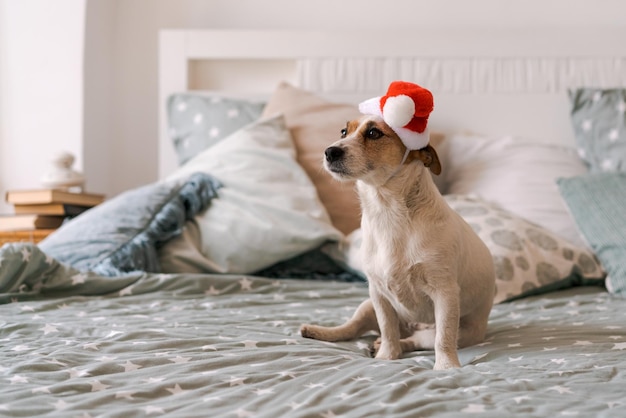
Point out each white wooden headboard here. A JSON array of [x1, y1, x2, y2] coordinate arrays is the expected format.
[[158, 28, 626, 178]]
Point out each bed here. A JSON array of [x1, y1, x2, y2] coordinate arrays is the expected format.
[[2, 28, 626, 417]]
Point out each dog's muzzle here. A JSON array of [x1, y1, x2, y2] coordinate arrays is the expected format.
[[325, 146, 345, 163]]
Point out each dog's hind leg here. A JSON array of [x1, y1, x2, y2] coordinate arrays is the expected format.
[[300, 299, 379, 342], [394, 312, 489, 352]]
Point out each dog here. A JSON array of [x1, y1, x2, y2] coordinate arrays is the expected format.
[[300, 85, 495, 370]]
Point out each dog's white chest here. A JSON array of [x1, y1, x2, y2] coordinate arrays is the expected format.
[[361, 232, 434, 323]]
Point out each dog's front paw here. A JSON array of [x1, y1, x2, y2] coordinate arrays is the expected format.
[[433, 356, 461, 370], [374, 340, 402, 360], [370, 337, 382, 357], [300, 324, 315, 339]]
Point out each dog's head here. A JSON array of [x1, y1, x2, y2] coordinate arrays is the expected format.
[[323, 115, 441, 185]]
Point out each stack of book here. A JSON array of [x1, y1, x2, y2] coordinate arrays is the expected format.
[[1, 189, 105, 231]]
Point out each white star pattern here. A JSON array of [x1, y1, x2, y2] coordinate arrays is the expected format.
[[208, 127, 220, 138], [241, 340, 259, 348], [115, 391, 136, 400], [289, 401, 306, 410], [20, 247, 31, 262], [193, 113, 203, 124], [11, 344, 30, 352], [83, 343, 100, 351], [608, 128, 619, 142], [169, 356, 192, 364], [461, 404, 486, 413], [52, 399, 69, 410], [601, 159, 614, 171], [234, 409, 255, 418], [67, 368, 91, 378], [71, 273, 87, 285], [226, 376, 246, 387], [205, 286, 221, 296], [39, 324, 59, 335], [612, 342, 626, 350], [143, 377, 165, 384], [119, 285, 134, 296], [9, 375, 29, 384], [166, 384, 188, 395], [239, 277, 253, 291], [253, 388, 274, 396], [119, 361, 142, 372], [90, 380, 111, 392], [105, 330, 124, 338], [549, 385, 573, 394], [32, 386, 51, 394], [581, 119, 593, 132], [142, 405, 165, 415]]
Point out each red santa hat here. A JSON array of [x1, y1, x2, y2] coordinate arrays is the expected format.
[[358, 81, 434, 150]]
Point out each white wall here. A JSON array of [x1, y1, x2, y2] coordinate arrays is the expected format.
[[0, 0, 86, 214], [1, 0, 625, 213], [83, 0, 115, 196]]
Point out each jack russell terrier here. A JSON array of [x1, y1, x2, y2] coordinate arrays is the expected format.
[[300, 81, 496, 370]]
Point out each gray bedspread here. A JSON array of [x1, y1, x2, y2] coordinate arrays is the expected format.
[[1, 247, 624, 417]]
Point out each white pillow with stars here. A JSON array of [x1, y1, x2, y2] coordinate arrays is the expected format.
[[569, 88, 626, 173]]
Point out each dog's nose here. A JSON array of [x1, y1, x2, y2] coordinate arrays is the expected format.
[[325, 146, 345, 163]]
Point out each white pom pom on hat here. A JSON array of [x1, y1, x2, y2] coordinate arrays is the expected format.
[[359, 81, 434, 150], [382, 95, 415, 128]]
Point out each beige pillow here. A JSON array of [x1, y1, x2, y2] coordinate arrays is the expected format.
[[262, 82, 362, 235]]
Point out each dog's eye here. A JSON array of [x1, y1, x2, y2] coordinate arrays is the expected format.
[[340, 128, 347, 138], [366, 128, 383, 140]]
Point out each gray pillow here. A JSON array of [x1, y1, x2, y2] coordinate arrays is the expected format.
[[167, 93, 265, 165], [569, 88, 626, 172], [558, 172, 626, 297], [39, 173, 221, 276]]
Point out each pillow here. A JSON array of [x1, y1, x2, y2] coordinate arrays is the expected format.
[[164, 115, 342, 274], [38, 172, 221, 276], [557, 172, 626, 296], [568, 88, 626, 172], [444, 195, 605, 303], [167, 93, 265, 165], [436, 133, 589, 248], [324, 194, 604, 304], [261, 82, 362, 235]]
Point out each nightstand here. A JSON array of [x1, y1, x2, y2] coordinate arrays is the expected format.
[[0, 229, 55, 246]]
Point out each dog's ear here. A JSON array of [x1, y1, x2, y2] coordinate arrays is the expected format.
[[409, 145, 442, 175]]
